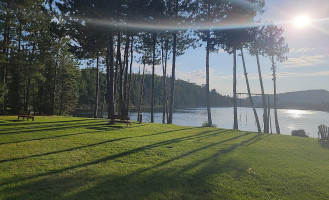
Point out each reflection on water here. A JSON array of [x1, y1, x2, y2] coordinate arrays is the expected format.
[[283, 109, 316, 119], [128, 107, 327, 138]]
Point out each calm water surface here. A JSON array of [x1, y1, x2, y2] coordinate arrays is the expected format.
[[127, 107, 328, 138]]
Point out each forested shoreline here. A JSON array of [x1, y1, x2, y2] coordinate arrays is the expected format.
[[78, 68, 232, 113]]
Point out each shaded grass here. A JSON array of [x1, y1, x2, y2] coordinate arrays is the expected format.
[[0, 116, 328, 199]]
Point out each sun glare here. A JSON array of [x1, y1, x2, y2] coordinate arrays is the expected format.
[[284, 109, 314, 119], [294, 15, 311, 28]]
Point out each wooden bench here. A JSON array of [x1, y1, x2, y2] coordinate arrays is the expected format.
[[109, 115, 131, 126], [17, 111, 35, 121], [318, 125, 328, 141]]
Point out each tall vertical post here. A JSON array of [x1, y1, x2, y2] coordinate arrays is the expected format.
[[107, 34, 115, 119], [256, 51, 269, 133], [233, 49, 238, 130], [206, 30, 212, 126], [271, 55, 280, 134], [151, 33, 156, 123]]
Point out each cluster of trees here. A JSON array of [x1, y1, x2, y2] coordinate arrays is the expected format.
[[0, 0, 79, 115], [0, 0, 289, 133]]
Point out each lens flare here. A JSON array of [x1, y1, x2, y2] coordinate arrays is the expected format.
[[72, 16, 264, 32], [293, 15, 311, 28]]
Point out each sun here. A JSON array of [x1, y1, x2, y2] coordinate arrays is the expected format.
[[294, 15, 311, 28]]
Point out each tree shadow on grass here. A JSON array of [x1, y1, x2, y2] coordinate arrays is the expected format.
[[0, 129, 227, 187], [246, 133, 270, 147], [0, 118, 99, 127], [0, 130, 104, 146], [0, 120, 147, 135], [1, 132, 266, 200], [0, 136, 134, 164], [0, 128, 219, 166], [70, 133, 264, 199], [0, 121, 109, 135], [0, 126, 196, 164], [4, 159, 250, 200], [85, 123, 146, 132]]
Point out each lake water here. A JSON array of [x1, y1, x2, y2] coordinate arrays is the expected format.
[[75, 107, 328, 138], [127, 107, 328, 138]]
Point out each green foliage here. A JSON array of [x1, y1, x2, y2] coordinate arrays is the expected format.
[[78, 67, 106, 109], [0, 116, 329, 199], [56, 53, 80, 114], [261, 25, 289, 62], [0, 83, 7, 105], [0, 1, 80, 115]]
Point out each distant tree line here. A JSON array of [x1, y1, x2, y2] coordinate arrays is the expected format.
[[248, 90, 329, 112], [78, 67, 232, 112]]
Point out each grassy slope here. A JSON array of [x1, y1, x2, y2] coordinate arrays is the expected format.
[[0, 116, 328, 200]]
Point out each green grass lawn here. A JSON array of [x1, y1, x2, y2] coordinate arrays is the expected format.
[[0, 116, 328, 199]]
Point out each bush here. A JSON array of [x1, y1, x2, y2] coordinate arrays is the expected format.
[[202, 121, 217, 128], [291, 130, 309, 137]]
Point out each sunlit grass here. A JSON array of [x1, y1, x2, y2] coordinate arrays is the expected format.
[[0, 116, 328, 199]]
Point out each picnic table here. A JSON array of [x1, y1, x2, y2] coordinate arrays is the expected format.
[[17, 111, 35, 121], [109, 115, 131, 126]]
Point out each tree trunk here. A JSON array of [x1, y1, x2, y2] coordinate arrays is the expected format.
[[1, 24, 9, 114], [107, 34, 115, 118], [151, 33, 156, 123], [123, 35, 130, 115], [25, 42, 36, 112], [14, 22, 22, 113], [256, 51, 269, 133], [1, 24, 6, 114], [168, 0, 178, 124], [101, 77, 107, 118], [127, 36, 134, 114], [161, 43, 165, 123], [94, 54, 99, 118], [241, 48, 261, 133], [24, 74, 29, 109], [233, 49, 238, 130], [117, 34, 124, 116], [168, 33, 177, 124], [165, 40, 169, 122], [59, 76, 64, 115], [25, 79, 31, 112], [138, 61, 146, 122], [38, 84, 43, 115], [271, 55, 280, 134], [205, 30, 213, 126], [267, 95, 273, 134], [52, 56, 58, 115], [114, 38, 119, 113], [137, 65, 141, 121], [161, 40, 169, 124]]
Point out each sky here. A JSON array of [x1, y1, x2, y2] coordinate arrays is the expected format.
[[88, 0, 329, 97], [143, 0, 329, 96]]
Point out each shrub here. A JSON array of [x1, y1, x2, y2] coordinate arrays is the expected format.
[[291, 130, 309, 137], [202, 121, 217, 128]]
